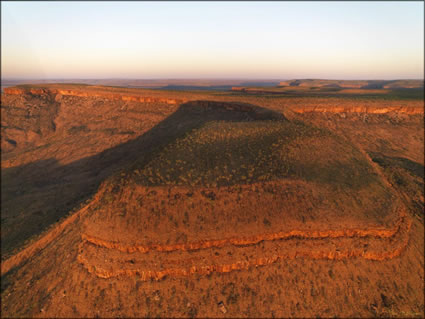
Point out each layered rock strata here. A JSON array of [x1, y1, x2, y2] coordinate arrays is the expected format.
[[77, 209, 410, 280]]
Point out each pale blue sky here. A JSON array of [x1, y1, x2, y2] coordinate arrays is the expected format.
[[1, 1, 424, 80]]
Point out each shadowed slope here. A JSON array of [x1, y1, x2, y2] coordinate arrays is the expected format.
[[1, 100, 285, 258]]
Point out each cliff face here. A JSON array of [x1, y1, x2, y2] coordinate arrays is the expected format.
[[278, 80, 369, 88], [3, 86, 187, 105], [279, 79, 424, 89], [291, 105, 423, 115], [1, 87, 188, 156], [1, 90, 60, 152]]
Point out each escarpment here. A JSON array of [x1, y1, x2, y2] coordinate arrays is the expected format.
[[278, 79, 424, 89], [1, 86, 187, 154], [3, 86, 188, 105], [292, 105, 423, 115], [77, 212, 411, 280], [1, 90, 60, 152]]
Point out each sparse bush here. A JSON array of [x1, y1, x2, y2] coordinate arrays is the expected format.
[[68, 125, 89, 134]]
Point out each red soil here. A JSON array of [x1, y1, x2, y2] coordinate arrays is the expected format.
[[1, 84, 423, 318]]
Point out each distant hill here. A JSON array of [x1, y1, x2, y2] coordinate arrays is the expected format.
[[0, 79, 280, 92], [279, 79, 424, 89]]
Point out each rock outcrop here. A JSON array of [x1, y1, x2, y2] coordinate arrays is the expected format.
[[76, 208, 411, 280], [3, 86, 187, 105], [279, 79, 424, 89], [292, 105, 423, 114]]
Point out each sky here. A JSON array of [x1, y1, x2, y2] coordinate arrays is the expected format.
[[1, 1, 424, 80]]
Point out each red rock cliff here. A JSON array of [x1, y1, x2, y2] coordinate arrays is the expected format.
[[3, 87, 188, 105]]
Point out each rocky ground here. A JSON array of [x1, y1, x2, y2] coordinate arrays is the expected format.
[[1, 84, 423, 317]]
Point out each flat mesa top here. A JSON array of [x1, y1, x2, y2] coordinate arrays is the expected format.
[[83, 116, 401, 247]]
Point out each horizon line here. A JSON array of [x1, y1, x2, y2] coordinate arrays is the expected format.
[[2, 77, 424, 81]]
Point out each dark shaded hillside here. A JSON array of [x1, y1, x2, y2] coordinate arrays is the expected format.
[[1, 99, 285, 258]]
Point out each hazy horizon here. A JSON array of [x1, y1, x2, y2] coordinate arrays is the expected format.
[[2, 77, 425, 81], [2, 2, 424, 80]]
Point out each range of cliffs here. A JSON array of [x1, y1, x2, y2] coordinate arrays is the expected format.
[[279, 79, 424, 89], [291, 105, 423, 114], [3, 86, 187, 105], [2, 83, 423, 156]]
